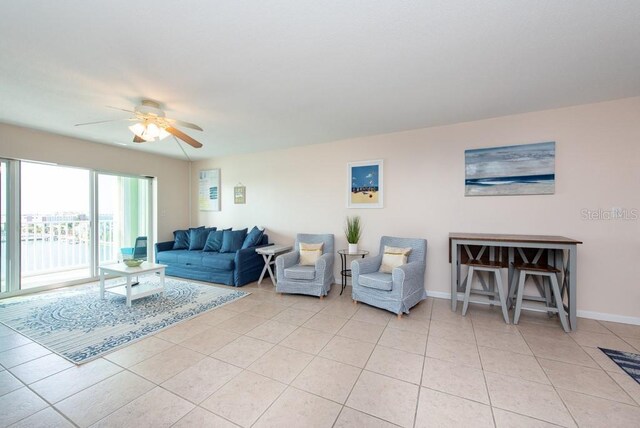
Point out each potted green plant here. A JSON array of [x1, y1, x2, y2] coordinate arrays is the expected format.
[[345, 215, 362, 253]]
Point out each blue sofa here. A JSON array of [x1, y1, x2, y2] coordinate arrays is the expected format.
[[155, 229, 271, 286]]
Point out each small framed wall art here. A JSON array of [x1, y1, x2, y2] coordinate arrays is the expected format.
[[348, 159, 383, 208], [234, 184, 246, 204]]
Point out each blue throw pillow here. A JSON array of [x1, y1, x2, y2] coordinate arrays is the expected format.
[[173, 230, 189, 249], [241, 226, 264, 249], [220, 228, 248, 253], [189, 227, 216, 251], [203, 228, 231, 252], [173, 226, 204, 250]]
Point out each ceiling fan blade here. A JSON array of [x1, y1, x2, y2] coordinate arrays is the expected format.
[[167, 118, 203, 131], [133, 135, 145, 143], [74, 118, 132, 127], [165, 126, 203, 148], [106, 105, 136, 113]]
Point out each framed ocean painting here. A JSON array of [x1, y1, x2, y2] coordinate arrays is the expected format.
[[465, 142, 555, 196], [348, 159, 383, 208]]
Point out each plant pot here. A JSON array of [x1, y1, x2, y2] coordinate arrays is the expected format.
[[348, 243, 358, 254]]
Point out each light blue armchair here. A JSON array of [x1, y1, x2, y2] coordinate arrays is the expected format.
[[352, 236, 427, 317], [276, 233, 335, 298]]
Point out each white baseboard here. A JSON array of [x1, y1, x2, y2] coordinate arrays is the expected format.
[[576, 310, 640, 326], [425, 290, 453, 300], [425, 290, 640, 326]]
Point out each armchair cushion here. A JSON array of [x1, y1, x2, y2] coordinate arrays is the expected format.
[[379, 246, 411, 273], [359, 272, 393, 291], [284, 265, 316, 280], [299, 242, 323, 266]]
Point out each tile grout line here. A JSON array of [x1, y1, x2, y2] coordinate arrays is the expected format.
[[411, 299, 433, 428], [520, 328, 581, 427], [470, 309, 498, 428]]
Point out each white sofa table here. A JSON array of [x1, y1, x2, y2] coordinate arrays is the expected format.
[[99, 262, 167, 307], [256, 245, 292, 285]]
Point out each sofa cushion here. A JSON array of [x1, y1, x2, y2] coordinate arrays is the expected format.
[[359, 272, 393, 291], [203, 228, 230, 252], [177, 251, 203, 265], [201, 252, 236, 270], [284, 265, 316, 280], [189, 227, 215, 251], [220, 228, 248, 253], [156, 249, 182, 264], [241, 226, 264, 249]]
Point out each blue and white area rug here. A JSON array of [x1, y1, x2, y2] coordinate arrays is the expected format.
[[600, 348, 640, 385], [0, 278, 248, 364]]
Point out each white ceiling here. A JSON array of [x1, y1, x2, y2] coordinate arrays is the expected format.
[[1, 1, 639, 160]]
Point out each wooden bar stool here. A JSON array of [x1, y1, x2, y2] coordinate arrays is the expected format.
[[509, 248, 569, 332], [462, 258, 510, 324]]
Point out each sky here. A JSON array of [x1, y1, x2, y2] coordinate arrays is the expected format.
[[20, 163, 116, 214], [351, 164, 379, 188]]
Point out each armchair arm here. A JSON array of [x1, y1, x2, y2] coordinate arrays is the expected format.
[[392, 261, 426, 297], [351, 255, 382, 291], [314, 252, 334, 284], [351, 255, 382, 275], [275, 250, 299, 279]]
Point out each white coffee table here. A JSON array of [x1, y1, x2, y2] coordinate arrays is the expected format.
[[99, 262, 167, 307], [256, 245, 293, 285]]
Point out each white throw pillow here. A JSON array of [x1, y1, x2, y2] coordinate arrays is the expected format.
[[299, 242, 323, 266], [379, 246, 411, 273]]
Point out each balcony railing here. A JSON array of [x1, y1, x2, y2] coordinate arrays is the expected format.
[[21, 219, 119, 277]]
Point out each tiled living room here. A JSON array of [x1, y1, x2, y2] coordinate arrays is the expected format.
[[2, 281, 640, 427], [1, 2, 640, 428]]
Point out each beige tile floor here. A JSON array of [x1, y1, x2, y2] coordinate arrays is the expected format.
[[2, 280, 640, 427]]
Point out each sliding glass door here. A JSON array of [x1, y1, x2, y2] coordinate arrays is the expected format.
[[20, 163, 92, 289], [1, 161, 8, 293], [98, 174, 152, 265], [0, 160, 155, 296]]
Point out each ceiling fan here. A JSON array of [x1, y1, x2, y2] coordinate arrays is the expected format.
[[75, 99, 203, 148]]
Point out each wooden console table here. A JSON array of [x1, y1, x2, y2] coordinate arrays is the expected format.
[[449, 233, 582, 331]]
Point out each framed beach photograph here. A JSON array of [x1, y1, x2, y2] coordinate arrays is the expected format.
[[348, 159, 384, 208], [465, 141, 555, 196], [199, 168, 221, 211]]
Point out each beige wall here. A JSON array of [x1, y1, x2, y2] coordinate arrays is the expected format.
[[0, 123, 190, 242], [193, 97, 640, 322]]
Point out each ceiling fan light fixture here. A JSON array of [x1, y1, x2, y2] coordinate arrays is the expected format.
[[145, 122, 161, 140], [128, 121, 170, 142], [128, 122, 146, 138]]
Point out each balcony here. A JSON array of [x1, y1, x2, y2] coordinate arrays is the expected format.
[[21, 219, 119, 289]]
